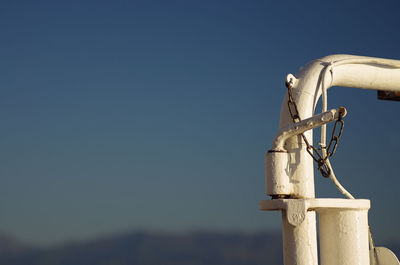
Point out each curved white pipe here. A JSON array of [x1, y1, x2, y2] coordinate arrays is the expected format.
[[265, 54, 400, 265], [279, 54, 400, 198]]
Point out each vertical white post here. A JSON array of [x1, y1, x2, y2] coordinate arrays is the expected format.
[[282, 211, 318, 265], [279, 148, 318, 265], [319, 208, 370, 265]]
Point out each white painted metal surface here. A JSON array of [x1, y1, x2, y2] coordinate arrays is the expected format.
[[261, 54, 400, 265], [319, 207, 369, 265], [277, 55, 400, 199], [266, 107, 346, 196], [372, 248, 400, 265], [259, 199, 371, 265], [271, 107, 346, 151]]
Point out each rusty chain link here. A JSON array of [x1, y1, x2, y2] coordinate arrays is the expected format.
[[285, 80, 344, 178]]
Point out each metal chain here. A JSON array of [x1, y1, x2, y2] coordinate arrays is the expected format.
[[285, 80, 344, 178]]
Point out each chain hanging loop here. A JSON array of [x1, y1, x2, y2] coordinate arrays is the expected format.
[[285, 78, 344, 178], [326, 112, 344, 157]]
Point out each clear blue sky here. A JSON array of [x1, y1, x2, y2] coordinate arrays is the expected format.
[[1, 0, 399, 246]]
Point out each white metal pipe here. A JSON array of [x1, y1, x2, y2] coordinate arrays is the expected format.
[[271, 107, 346, 151], [259, 198, 371, 265], [266, 107, 346, 196], [271, 54, 400, 265], [332, 63, 400, 91], [278, 55, 400, 199], [282, 211, 318, 265], [319, 208, 369, 265]]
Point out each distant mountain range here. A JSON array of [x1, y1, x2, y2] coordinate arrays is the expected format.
[[0, 231, 397, 265]]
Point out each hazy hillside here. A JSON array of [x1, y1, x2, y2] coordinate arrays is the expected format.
[[0, 231, 283, 265], [0, 231, 398, 265], [0, 234, 33, 256]]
